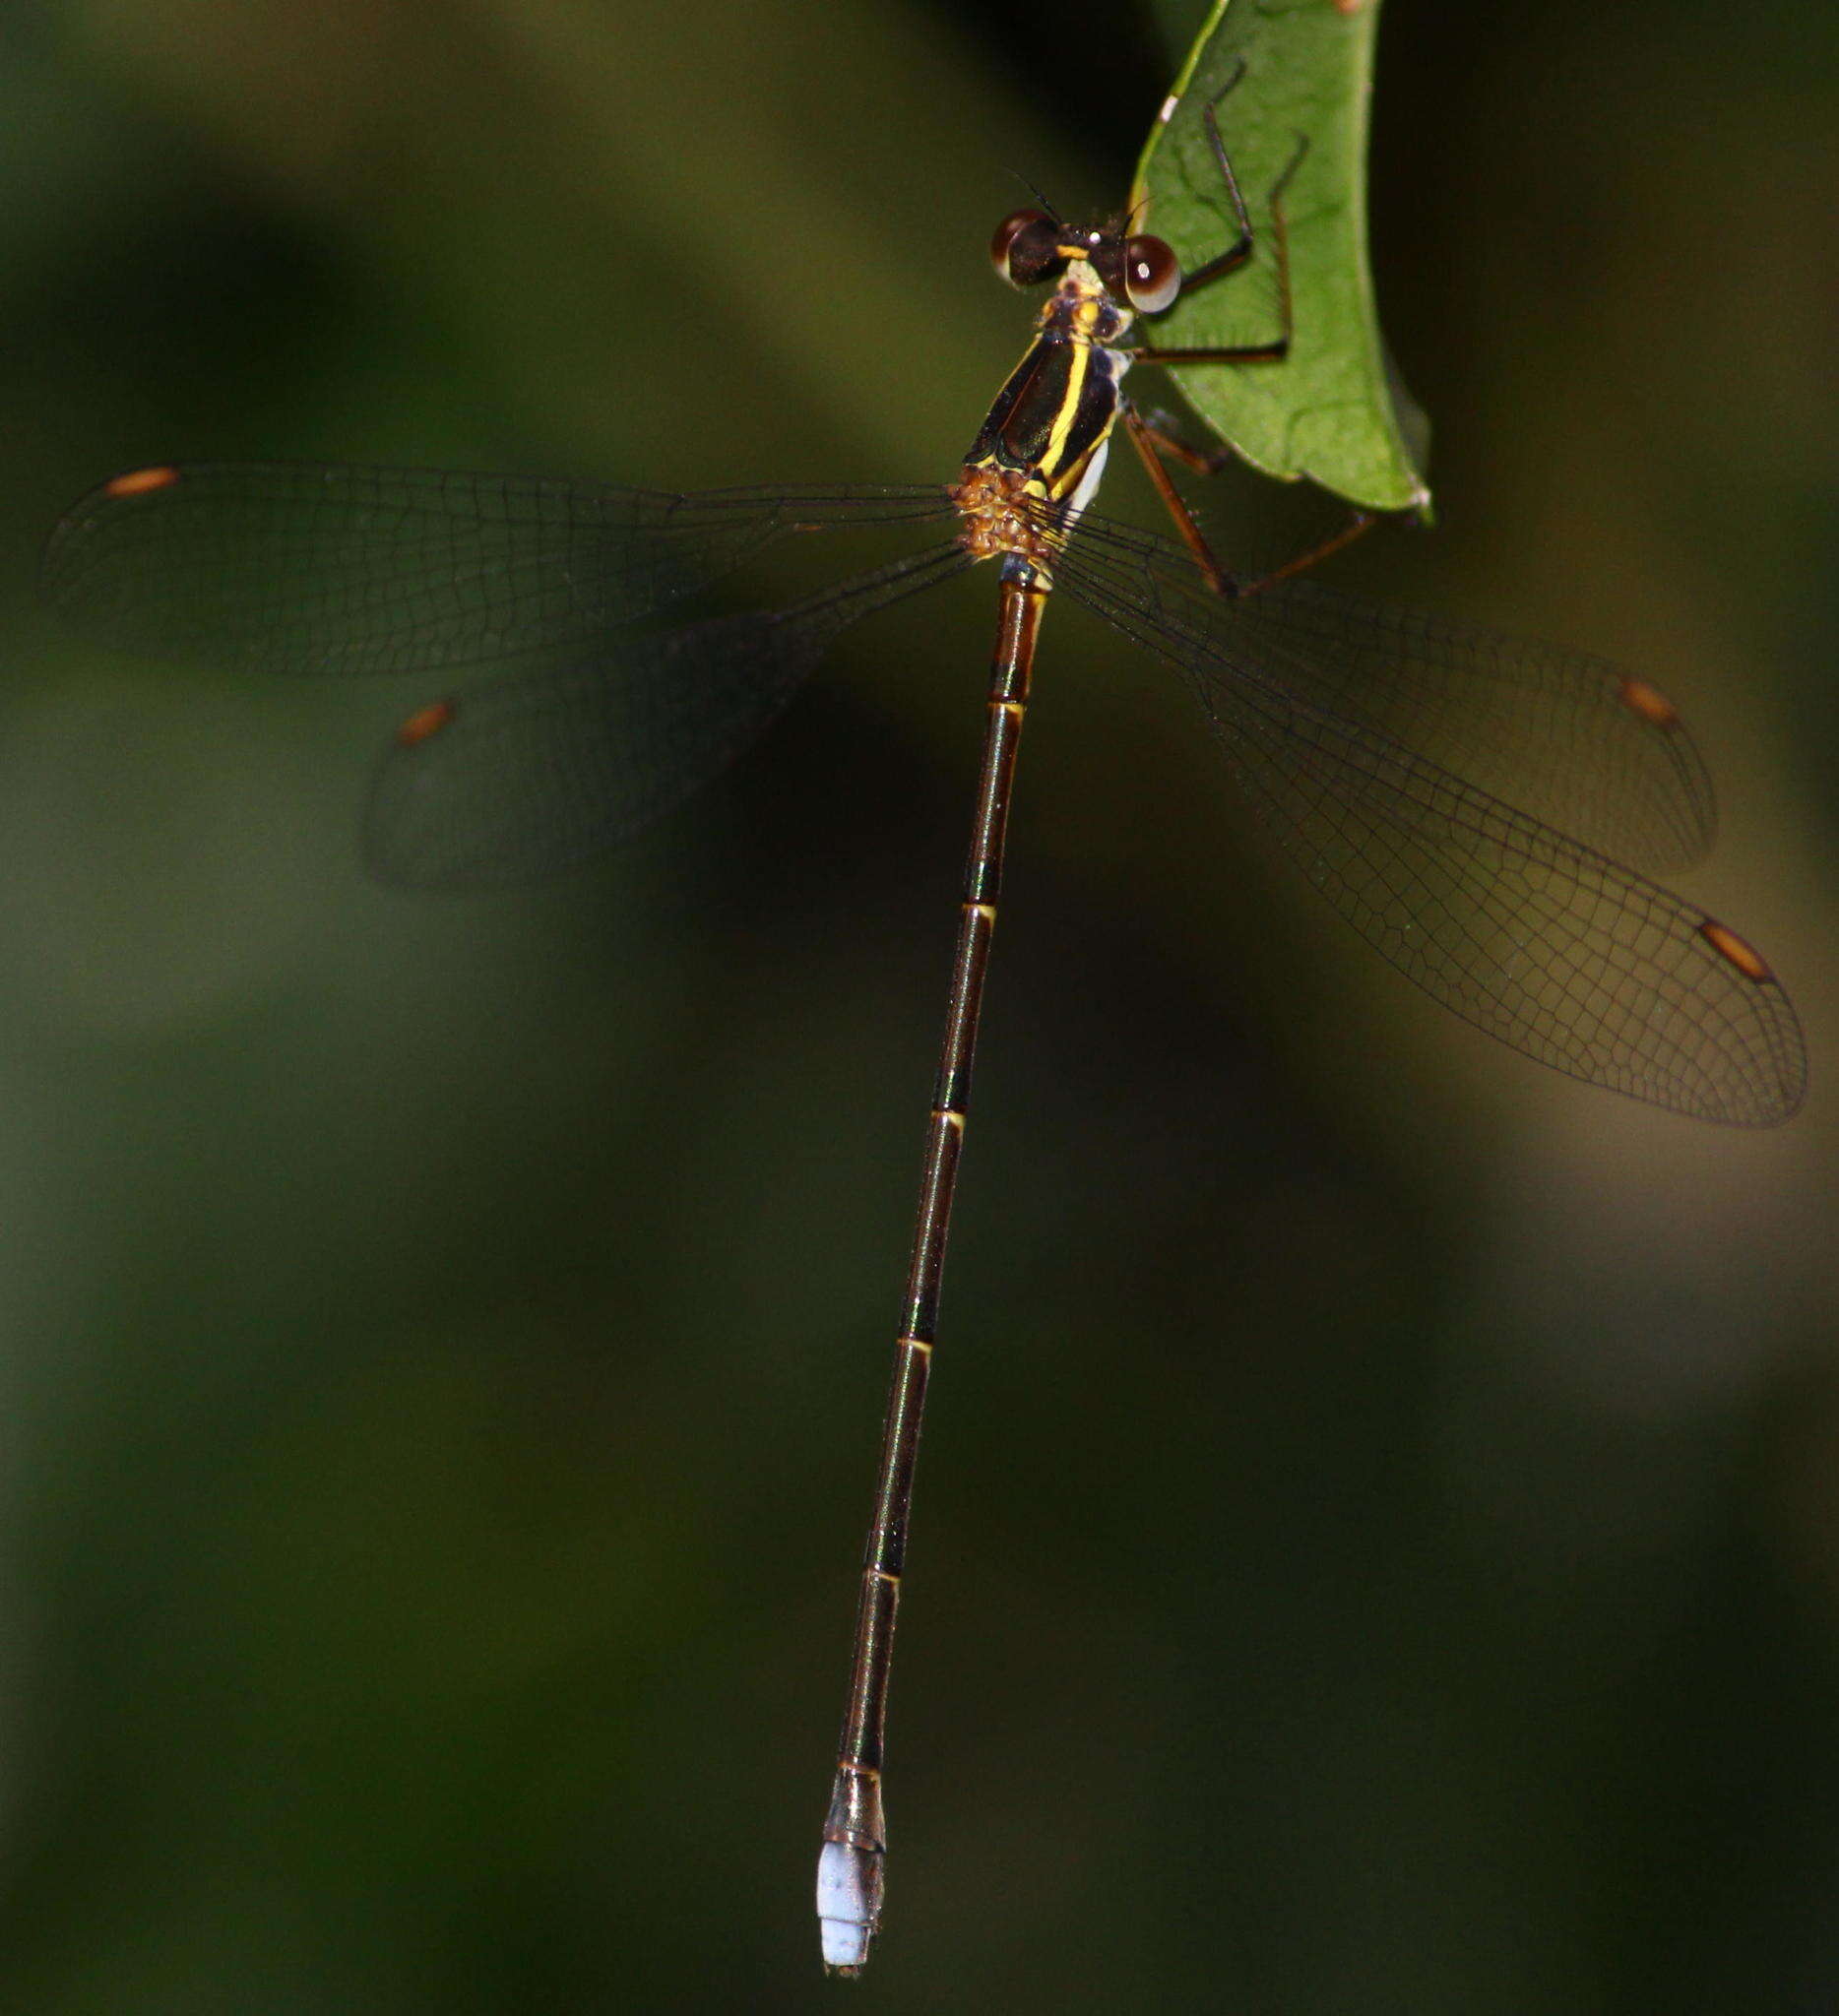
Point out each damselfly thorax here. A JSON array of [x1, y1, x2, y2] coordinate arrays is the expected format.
[[956, 230, 1148, 559]]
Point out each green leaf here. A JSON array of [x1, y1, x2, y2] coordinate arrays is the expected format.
[[1130, 0, 1431, 514]]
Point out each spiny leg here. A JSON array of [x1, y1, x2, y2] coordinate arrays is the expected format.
[[1121, 400, 1376, 598], [1127, 75, 1380, 596], [1134, 62, 1306, 368], [1121, 402, 1230, 594]]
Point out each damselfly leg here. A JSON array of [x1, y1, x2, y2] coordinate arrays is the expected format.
[[1125, 58, 1385, 591]]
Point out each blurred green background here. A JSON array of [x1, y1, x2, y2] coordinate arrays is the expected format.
[[1, 0, 1835, 2008]]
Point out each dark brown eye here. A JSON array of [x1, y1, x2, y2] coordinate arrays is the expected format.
[[990, 210, 1063, 287], [1122, 233, 1180, 313]]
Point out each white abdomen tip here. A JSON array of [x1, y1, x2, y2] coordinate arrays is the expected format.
[[816, 1841, 877, 1971]]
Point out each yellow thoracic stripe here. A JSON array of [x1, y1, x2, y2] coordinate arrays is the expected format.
[[1040, 337, 1091, 500]]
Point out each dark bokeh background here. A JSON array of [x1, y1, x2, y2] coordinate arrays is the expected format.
[[1, 1, 1835, 2008]]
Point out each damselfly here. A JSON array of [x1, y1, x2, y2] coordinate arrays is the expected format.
[[42, 89, 1803, 1977]]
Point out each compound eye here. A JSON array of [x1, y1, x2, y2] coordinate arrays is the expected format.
[[1122, 234, 1180, 313], [990, 210, 1063, 286]]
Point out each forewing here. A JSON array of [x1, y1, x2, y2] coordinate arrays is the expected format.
[[42, 464, 952, 675], [1071, 514, 1716, 873]]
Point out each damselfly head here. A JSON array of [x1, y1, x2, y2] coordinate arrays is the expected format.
[[991, 212, 1179, 315]]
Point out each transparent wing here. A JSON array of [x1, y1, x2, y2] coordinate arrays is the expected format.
[[42, 463, 956, 675], [364, 543, 973, 890], [1071, 510, 1715, 873], [1058, 528, 1804, 1126]]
